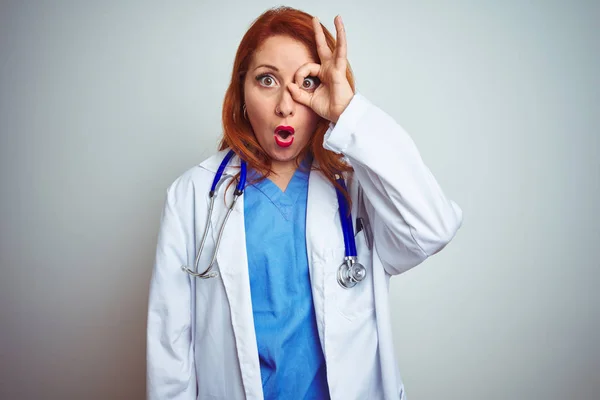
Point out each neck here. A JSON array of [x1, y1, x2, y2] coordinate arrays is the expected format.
[[269, 160, 296, 192], [271, 159, 298, 177]]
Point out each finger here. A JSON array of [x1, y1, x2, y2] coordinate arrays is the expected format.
[[334, 15, 347, 69], [313, 17, 332, 62], [287, 82, 312, 108], [294, 62, 322, 88]]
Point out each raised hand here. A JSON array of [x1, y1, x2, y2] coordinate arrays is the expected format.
[[287, 15, 355, 124]]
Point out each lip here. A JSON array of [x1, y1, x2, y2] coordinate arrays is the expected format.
[[275, 125, 295, 134], [274, 125, 295, 148], [274, 135, 294, 147]]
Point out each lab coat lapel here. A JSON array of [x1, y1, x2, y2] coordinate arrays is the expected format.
[[306, 169, 342, 349], [306, 169, 340, 260], [212, 178, 263, 399]]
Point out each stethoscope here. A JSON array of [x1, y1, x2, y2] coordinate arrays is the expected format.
[[181, 149, 366, 289]]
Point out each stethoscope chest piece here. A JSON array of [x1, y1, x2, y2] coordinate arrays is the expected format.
[[337, 257, 366, 289]]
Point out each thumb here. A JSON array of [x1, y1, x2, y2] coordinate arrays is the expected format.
[[287, 83, 312, 108]]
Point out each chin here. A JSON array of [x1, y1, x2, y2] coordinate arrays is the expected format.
[[268, 150, 297, 162], [267, 145, 302, 162]]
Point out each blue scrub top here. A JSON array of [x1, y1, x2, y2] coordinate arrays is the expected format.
[[244, 164, 330, 399]]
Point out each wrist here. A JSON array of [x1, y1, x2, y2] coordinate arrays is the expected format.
[[330, 94, 354, 123]]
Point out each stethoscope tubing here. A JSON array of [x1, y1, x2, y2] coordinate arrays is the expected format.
[[335, 175, 357, 258], [182, 149, 364, 288]]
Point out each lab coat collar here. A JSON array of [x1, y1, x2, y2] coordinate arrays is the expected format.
[[200, 147, 342, 270], [198, 148, 241, 176], [199, 148, 340, 230], [202, 149, 341, 260]]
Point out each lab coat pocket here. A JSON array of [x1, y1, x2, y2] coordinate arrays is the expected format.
[[326, 231, 375, 321]]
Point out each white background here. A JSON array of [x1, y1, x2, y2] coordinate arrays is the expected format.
[[1, 1, 598, 399]]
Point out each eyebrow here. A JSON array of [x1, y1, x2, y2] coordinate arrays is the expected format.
[[253, 64, 279, 72]]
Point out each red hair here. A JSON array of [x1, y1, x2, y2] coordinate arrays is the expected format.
[[218, 6, 355, 201]]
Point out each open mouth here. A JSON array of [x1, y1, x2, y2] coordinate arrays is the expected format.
[[274, 125, 295, 148], [278, 130, 292, 139]]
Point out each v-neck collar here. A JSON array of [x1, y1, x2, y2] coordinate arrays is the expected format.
[[247, 163, 310, 221]]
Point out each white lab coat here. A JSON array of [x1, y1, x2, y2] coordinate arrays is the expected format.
[[147, 93, 463, 399]]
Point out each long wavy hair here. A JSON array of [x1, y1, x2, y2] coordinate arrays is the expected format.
[[218, 6, 356, 201]]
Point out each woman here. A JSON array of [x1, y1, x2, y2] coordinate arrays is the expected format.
[[147, 6, 462, 400]]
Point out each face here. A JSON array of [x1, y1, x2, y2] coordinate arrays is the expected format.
[[243, 35, 320, 168]]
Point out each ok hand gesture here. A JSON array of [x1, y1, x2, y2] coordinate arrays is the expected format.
[[288, 16, 355, 124]]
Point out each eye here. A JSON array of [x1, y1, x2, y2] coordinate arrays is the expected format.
[[301, 76, 320, 90], [256, 74, 277, 88]]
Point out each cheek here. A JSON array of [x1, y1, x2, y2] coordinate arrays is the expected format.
[[244, 79, 262, 112], [244, 90, 267, 130], [247, 106, 268, 132], [243, 82, 257, 114], [299, 107, 319, 133]]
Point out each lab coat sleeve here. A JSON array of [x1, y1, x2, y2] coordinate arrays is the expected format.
[[323, 93, 463, 275], [147, 185, 196, 399]]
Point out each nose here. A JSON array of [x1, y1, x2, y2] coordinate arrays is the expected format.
[[275, 88, 295, 118]]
